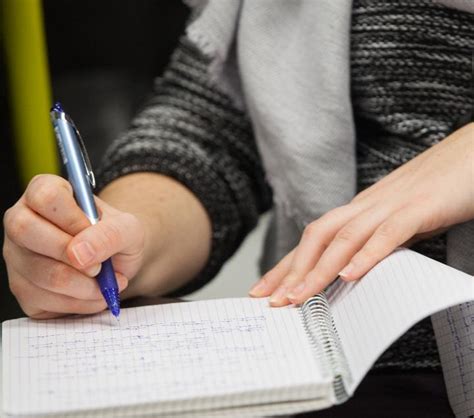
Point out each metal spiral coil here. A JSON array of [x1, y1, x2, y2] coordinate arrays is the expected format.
[[298, 292, 352, 404]]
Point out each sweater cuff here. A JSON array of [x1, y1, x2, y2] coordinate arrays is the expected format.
[[95, 136, 248, 296]]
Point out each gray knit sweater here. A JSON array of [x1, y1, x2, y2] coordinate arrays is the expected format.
[[97, 1, 473, 370]]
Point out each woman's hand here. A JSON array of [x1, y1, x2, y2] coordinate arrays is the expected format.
[[3, 171, 212, 319], [249, 122, 474, 306], [3, 174, 145, 319]]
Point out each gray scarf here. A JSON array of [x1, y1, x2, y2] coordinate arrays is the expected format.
[[184, 1, 474, 416]]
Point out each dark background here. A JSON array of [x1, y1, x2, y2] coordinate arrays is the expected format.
[[0, 0, 189, 321]]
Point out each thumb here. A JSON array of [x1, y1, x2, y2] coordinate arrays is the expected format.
[[67, 210, 145, 273]]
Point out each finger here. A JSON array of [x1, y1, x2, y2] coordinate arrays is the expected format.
[[67, 212, 144, 271], [337, 207, 425, 282], [290, 206, 424, 304], [30, 311, 66, 320], [291, 206, 353, 273], [4, 205, 72, 265], [9, 245, 128, 300], [270, 206, 362, 306], [24, 174, 91, 236], [249, 249, 295, 298], [286, 205, 395, 304], [9, 273, 109, 317]]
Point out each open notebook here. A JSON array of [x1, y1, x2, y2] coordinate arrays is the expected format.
[[2, 248, 473, 417]]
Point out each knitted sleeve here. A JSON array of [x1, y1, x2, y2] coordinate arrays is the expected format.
[[95, 37, 273, 295]]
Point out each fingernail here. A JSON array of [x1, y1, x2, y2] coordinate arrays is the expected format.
[[269, 286, 288, 306], [249, 280, 267, 297], [85, 264, 102, 277], [287, 282, 306, 301], [72, 241, 95, 266], [339, 262, 354, 279]]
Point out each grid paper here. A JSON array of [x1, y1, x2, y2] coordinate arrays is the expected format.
[[327, 248, 474, 412], [433, 302, 474, 418], [2, 297, 329, 417]]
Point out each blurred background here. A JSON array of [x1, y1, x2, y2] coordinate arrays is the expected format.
[[0, 0, 267, 321]]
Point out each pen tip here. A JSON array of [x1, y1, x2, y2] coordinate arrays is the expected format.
[[102, 288, 121, 318], [111, 306, 120, 318]]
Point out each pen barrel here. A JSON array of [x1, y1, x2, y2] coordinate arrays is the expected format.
[[51, 117, 98, 222], [50, 104, 121, 318], [97, 258, 120, 317]]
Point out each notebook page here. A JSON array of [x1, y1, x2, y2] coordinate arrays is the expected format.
[[2, 297, 329, 416], [326, 248, 474, 395], [432, 302, 474, 418]]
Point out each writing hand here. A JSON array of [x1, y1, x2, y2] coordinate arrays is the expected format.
[[3, 174, 145, 318]]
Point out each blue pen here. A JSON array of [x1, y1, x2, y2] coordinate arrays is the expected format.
[[50, 102, 120, 318]]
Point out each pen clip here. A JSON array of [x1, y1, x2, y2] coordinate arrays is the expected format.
[[51, 104, 96, 190], [72, 123, 96, 190], [66, 119, 95, 189]]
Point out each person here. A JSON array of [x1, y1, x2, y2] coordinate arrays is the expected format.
[[3, 0, 473, 416]]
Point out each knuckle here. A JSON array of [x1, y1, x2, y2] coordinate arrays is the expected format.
[[99, 221, 122, 249], [2, 241, 13, 262], [335, 225, 358, 244], [26, 175, 72, 209], [32, 183, 60, 209], [376, 221, 397, 239], [332, 203, 352, 214], [3, 207, 13, 229], [3, 207, 13, 231], [4, 208, 30, 240], [302, 221, 319, 238], [8, 277, 24, 299], [26, 175, 49, 201], [30, 174, 69, 192], [323, 204, 352, 221], [29, 174, 49, 188], [351, 190, 370, 204], [48, 263, 71, 290], [351, 193, 363, 203]]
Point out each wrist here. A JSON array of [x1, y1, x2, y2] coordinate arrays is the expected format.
[[449, 122, 474, 221], [98, 172, 211, 298]]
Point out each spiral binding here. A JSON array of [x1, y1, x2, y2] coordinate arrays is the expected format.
[[298, 292, 352, 404]]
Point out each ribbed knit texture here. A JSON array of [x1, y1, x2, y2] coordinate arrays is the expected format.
[[96, 39, 272, 295], [351, 0, 473, 370], [97, 1, 473, 370]]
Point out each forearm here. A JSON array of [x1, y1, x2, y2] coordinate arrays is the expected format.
[[96, 40, 271, 296], [98, 172, 211, 299]]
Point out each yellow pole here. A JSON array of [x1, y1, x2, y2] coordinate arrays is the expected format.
[[2, 0, 60, 187]]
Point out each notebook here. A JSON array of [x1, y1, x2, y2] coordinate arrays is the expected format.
[[2, 248, 473, 417]]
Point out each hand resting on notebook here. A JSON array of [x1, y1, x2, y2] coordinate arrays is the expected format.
[[249, 122, 474, 306]]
